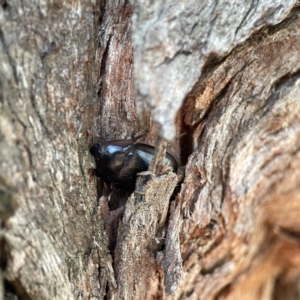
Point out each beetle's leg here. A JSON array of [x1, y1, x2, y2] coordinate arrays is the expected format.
[[131, 128, 149, 142], [131, 114, 150, 142], [175, 132, 187, 141], [121, 142, 136, 159]]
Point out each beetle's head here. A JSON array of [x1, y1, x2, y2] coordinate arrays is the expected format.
[[90, 143, 103, 160]]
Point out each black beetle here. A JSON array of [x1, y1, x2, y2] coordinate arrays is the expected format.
[[90, 139, 178, 191]]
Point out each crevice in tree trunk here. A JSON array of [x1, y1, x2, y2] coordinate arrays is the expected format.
[[3, 279, 30, 300]]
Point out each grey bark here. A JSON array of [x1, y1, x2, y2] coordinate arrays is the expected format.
[[131, 0, 297, 139], [1, 0, 300, 300]]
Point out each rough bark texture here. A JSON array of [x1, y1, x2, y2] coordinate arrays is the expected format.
[[113, 171, 178, 299], [176, 10, 300, 299], [131, 0, 297, 139], [0, 1, 112, 299], [1, 0, 300, 300]]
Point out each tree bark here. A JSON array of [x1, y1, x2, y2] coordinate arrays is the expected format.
[[1, 1, 300, 300]]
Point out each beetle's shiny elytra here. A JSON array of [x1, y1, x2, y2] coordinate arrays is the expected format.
[[90, 139, 178, 191]]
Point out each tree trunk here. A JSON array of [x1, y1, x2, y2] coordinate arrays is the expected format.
[[1, 1, 300, 300]]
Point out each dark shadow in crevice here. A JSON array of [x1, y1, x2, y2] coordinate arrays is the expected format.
[[178, 113, 194, 166], [1, 238, 31, 300], [2, 1, 8, 9], [214, 283, 231, 300], [259, 68, 300, 121], [4, 279, 31, 300]]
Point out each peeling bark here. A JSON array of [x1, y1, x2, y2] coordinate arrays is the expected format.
[[113, 171, 178, 299]]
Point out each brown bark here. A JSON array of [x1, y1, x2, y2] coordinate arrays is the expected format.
[[0, 1, 112, 299], [1, 1, 300, 300], [176, 10, 300, 299]]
